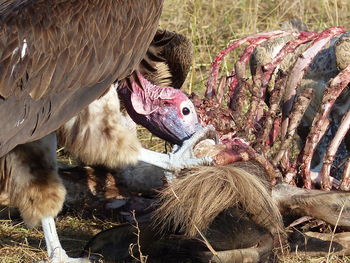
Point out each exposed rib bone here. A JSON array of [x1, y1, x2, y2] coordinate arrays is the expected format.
[[235, 37, 286, 127], [246, 66, 264, 136], [320, 108, 350, 190], [217, 76, 227, 104], [341, 158, 350, 191], [229, 61, 247, 112], [262, 31, 318, 85], [228, 71, 238, 104], [258, 74, 287, 150], [206, 30, 291, 97], [301, 63, 350, 188], [281, 27, 345, 140], [273, 88, 314, 166]]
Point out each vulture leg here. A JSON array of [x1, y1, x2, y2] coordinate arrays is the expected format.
[[0, 134, 89, 262], [138, 125, 216, 171], [42, 216, 89, 263]]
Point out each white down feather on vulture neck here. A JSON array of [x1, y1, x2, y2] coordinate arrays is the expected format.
[[57, 84, 142, 168]]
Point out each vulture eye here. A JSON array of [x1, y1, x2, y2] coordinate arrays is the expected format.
[[182, 107, 190, 115]]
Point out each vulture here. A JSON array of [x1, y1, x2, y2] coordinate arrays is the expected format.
[[58, 29, 203, 170], [0, 1, 212, 262]]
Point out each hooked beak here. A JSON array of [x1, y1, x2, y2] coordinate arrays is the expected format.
[[148, 109, 202, 145], [149, 110, 218, 146]]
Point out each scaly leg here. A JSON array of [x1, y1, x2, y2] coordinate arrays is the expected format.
[[42, 216, 90, 263], [138, 125, 217, 171]]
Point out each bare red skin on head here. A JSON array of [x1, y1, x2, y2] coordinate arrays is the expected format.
[[130, 71, 188, 118]]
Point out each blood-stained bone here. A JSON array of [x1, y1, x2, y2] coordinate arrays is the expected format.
[[321, 109, 350, 190], [206, 30, 292, 97], [282, 27, 345, 138], [301, 64, 350, 188], [273, 88, 314, 166]]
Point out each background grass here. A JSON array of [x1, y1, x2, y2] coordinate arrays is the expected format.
[[160, 0, 350, 95], [2, 0, 350, 262]]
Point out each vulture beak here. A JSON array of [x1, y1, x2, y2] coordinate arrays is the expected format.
[[118, 71, 202, 145]]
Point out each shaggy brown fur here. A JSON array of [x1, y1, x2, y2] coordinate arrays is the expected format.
[[83, 162, 281, 263], [143, 61, 173, 88], [0, 134, 65, 226], [0, 0, 163, 158], [154, 162, 283, 237], [161, 30, 193, 89]]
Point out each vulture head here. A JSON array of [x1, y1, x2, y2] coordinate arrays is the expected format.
[[118, 72, 201, 145]]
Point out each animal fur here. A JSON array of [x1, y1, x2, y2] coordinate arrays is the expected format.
[[154, 162, 283, 238], [0, 26, 193, 229], [0, 0, 163, 229], [0, 0, 163, 158], [157, 29, 193, 89], [83, 161, 283, 263], [273, 183, 350, 227], [85, 209, 275, 263]]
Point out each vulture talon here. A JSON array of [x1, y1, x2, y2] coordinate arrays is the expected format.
[[168, 153, 213, 171], [41, 217, 91, 263], [167, 125, 217, 171], [46, 251, 90, 263], [138, 125, 217, 172]]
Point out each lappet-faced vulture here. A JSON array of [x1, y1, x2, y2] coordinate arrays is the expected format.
[[0, 1, 212, 262]]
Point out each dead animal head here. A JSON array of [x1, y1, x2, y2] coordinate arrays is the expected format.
[[84, 209, 276, 263], [84, 162, 284, 263], [153, 163, 283, 237]]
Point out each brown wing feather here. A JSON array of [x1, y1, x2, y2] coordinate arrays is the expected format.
[[0, 0, 164, 157]]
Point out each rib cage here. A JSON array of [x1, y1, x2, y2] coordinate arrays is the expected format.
[[195, 24, 350, 190]]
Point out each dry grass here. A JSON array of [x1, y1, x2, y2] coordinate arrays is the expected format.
[[0, 209, 119, 263], [160, 0, 350, 95], [2, 0, 350, 262], [279, 254, 350, 263]]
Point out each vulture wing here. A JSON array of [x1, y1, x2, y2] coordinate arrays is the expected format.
[[0, 0, 163, 157]]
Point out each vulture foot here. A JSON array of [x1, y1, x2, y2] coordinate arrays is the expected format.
[[47, 252, 90, 263], [138, 125, 217, 171], [42, 217, 91, 263], [168, 125, 217, 170]]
